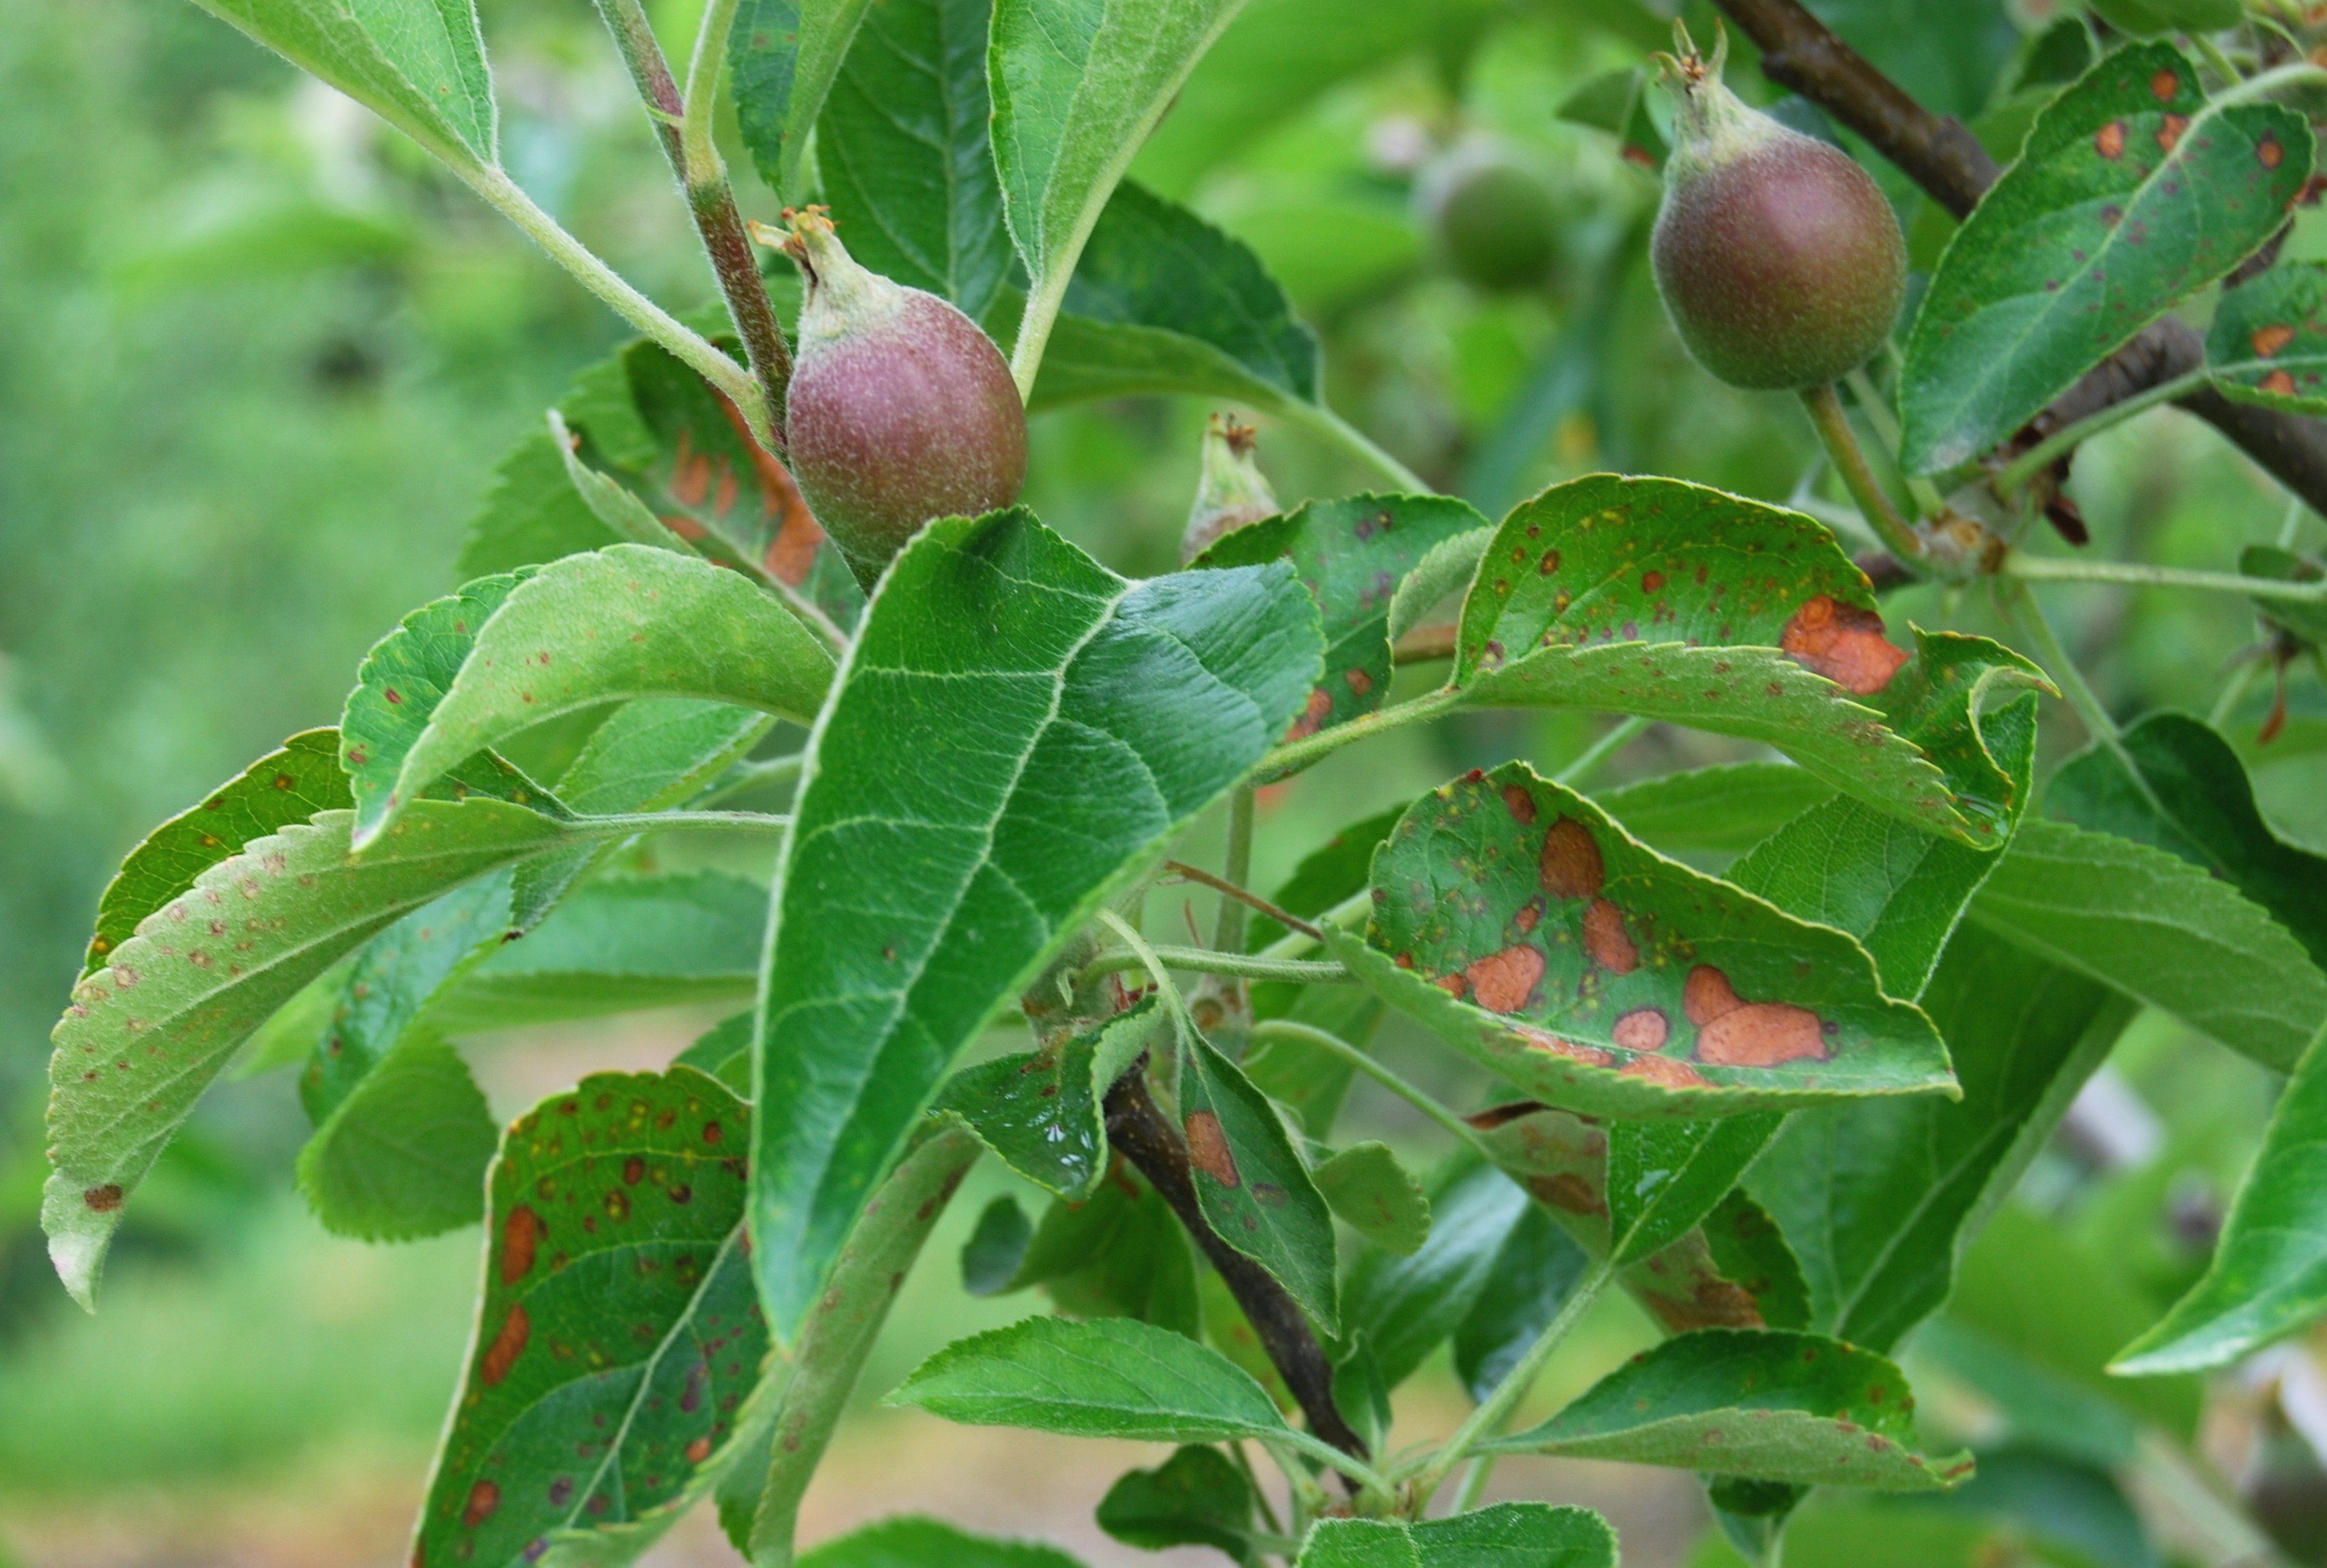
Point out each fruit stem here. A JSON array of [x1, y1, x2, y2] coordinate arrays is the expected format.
[[1798, 383, 1929, 571], [1843, 369, 1942, 518], [457, 165, 768, 431], [1992, 369, 2211, 498], [2000, 551, 2327, 606]]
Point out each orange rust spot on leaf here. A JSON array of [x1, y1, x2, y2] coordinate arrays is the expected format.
[[1435, 971, 1469, 1000], [1186, 1111, 1240, 1188], [686, 1436, 714, 1464], [623, 1156, 645, 1186], [1466, 944, 1545, 1012], [1583, 899, 1639, 974], [501, 1205, 542, 1285], [463, 1479, 500, 1528], [2263, 135, 2287, 171], [702, 1121, 724, 1145], [83, 1183, 123, 1212], [2255, 324, 2298, 359], [1698, 1003, 1829, 1067], [1532, 1173, 1606, 1216], [1502, 784, 1537, 826], [1685, 965, 1743, 1026], [2157, 113, 2187, 152], [1613, 1007, 1669, 1052], [1283, 686, 1335, 743], [1514, 1026, 1614, 1068], [2095, 120, 2126, 159], [1539, 817, 1605, 899], [1642, 570, 1666, 593], [1781, 595, 1908, 695], [1621, 1054, 1708, 1089], [482, 1304, 531, 1386], [2262, 369, 2300, 397], [1515, 898, 1543, 935], [2150, 68, 2179, 101]]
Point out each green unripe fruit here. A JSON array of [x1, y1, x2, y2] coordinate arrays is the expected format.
[[778, 209, 1028, 589], [1649, 30, 1905, 391], [1418, 147, 1559, 294], [1180, 414, 1279, 561]]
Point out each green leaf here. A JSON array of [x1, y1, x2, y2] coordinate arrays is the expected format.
[[733, 0, 878, 199], [1097, 1445, 1259, 1565], [1341, 1159, 1530, 1388], [1729, 695, 2038, 999], [83, 728, 351, 972], [414, 1066, 764, 1567], [751, 506, 1320, 1339], [347, 546, 833, 848], [889, 1314, 1294, 1444], [1701, 1190, 1811, 1332], [44, 799, 577, 1308], [816, 0, 1020, 326], [2114, 1018, 2327, 1374], [1492, 1328, 1973, 1489], [1451, 1205, 1593, 1404], [1297, 1503, 1616, 1568], [932, 998, 1159, 1197], [1969, 817, 2327, 1072], [2048, 712, 2327, 972], [1332, 764, 1953, 1119], [1179, 1026, 1339, 1329], [1032, 183, 1322, 413], [2090, 0, 2248, 36], [460, 429, 622, 578], [1593, 762, 1836, 860], [1808, 0, 2019, 123], [2207, 262, 2327, 414], [2240, 544, 2327, 645], [434, 870, 768, 1031], [1558, 68, 1669, 173], [989, 0, 1244, 348], [1745, 925, 2134, 1352], [962, 1195, 1034, 1296], [1014, 1168, 1201, 1334], [1197, 495, 1484, 738], [1899, 43, 2311, 473], [1606, 1115, 1784, 1267], [1453, 476, 2045, 845], [187, 0, 497, 171], [675, 1010, 755, 1095], [800, 1517, 1088, 1568], [1314, 1142, 1430, 1257], [294, 1029, 496, 1242]]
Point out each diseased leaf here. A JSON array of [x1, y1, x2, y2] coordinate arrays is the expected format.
[[1340, 1160, 1530, 1388], [801, 1517, 1088, 1568], [1728, 696, 2038, 998], [817, 0, 1019, 326], [1970, 817, 2327, 1072], [2114, 1020, 2327, 1375], [1606, 1115, 1783, 1267], [1296, 1502, 1616, 1568], [1331, 764, 1953, 1119], [1746, 925, 2134, 1352], [962, 1195, 1033, 1296], [1701, 1190, 1810, 1332], [751, 507, 1319, 1339], [1197, 494, 1486, 738], [413, 1067, 764, 1567], [84, 729, 350, 972], [1900, 43, 2311, 473], [187, 0, 497, 170], [1593, 762, 1836, 860], [989, 0, 1244, 360], [348, 546, 833, 848], [2048, 712, 2327, 972], [1314, 1142, 1430, 1257], [1451, 1204, 1593, 1403], [889, 1314, 1293, 1444], [933, 998, 1158, 1197], [1452, 476, 2045, 845], [2208, 262, 2327, 415], [1490, 1328, 1973, 1490], [732, 0, 878, 199], [44, 799, 579, 1308], [1179, 1026, 1339, 1329], [1097, 1445, 1259, 1566], [294, 1030, 496, 1242]]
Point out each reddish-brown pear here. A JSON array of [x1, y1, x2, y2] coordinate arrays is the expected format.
[[777, 208, 1028, 588], [1649, 28, 1906, 391]]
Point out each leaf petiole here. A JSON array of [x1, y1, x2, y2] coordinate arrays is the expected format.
[[2000, 550, 2327, 606], [1257, 687, 1464, 781], [1991, 368, 2211, 496], [1248, 1020, 1490, 1158], [1082, 944, 1352, 987]]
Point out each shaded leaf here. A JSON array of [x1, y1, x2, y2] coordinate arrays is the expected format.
[[1915, 1316, 2139, 1470], [2208, 262, 2327, 415], [1914, 1444, 2161, 1568], [1969, 817, 2327, 1071], [1746, 925, 2134, 1352], [933, 998, 1159, 1197], [1296, 1502, 1616, 1568], [962, 1194, 1034, 1296], [889, 1314, 1292, 1444], [2114, 1019, 2327, 1375], [801, 1517, 1087, 1568], [44, 799, 578, 1306], [1452, 1204, 1592, 1403], [1491, 1327, 1973, 1489], [1014, 1169, 1202, 1335], [1701, 1190, 1810, 1332], [2240, 544, 2327, 645], [1179, 1026, 1339, 1329], [414, 1067, 763, 1567], [1098, 1445, 1259, 1565], [459, 428, 622, 578], [1341, 1159, 1529, 1389], [675, 1010, 755, 1095], [1331, 764, 1953, 1119], [1594, 762, 1836, 861], [1197, 494, 1486, 737], [1313, 1142, 1430, 1257], [2048, 712, 2327, 972], [751, 507, 1319, 1340], [732, 0, 877, 199], [83, 728, 350, 972], [294, 1030, 496, 1242], [1606, 1115, 1784, 1267], [1900, 43, 2311, 472], [1453, 476, 2044, 845]]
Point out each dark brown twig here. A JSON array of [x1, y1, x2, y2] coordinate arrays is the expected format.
[[1101, 1066, 1369, 1468], [1159, 860, 1323, 941], [1710, 0, 2327, 515]]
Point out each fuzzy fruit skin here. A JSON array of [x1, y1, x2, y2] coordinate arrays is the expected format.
[[1427, 159, 1558, 294], [1651, 57, 1905, 391], [781, 220, 1026, 585]]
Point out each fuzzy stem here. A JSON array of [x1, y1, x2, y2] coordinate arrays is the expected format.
[[1276, 399, 1430, 493], [1798, 384, 1928, 568], [1082, 946, 1352, 986], [1993, 369, 2210, 496], [691, 754, 805, 807], [1257, 687, 1464, 782], [1999, 552, 2327, 607], [1844, 368, 1942, 518], [1249, 1020, 1488, 1158], [679, 0, 744, 186], [572, 809, 792, 837], [461, 164, 766, 428], [1213, 786, 1257, 956], [2280, 495, 2310, 549], [1553, 715, 1651, 788]]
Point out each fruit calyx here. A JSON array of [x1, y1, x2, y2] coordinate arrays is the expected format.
[[1182, 415, 1280, 561], [777, 206, 906, 351], [1653, 25, 1785, 184]]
